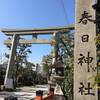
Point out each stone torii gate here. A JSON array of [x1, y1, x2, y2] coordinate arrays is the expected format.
[[1, 25, 74, 90]]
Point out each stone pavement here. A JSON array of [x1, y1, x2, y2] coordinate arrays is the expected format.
[[0, 85, 49, 100]]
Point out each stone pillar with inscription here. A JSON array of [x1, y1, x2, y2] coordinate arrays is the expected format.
[[74, 0, 98, 100]]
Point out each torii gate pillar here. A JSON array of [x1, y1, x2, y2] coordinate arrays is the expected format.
[[74, 0, 98, 100], [4, 34, 19, 90]]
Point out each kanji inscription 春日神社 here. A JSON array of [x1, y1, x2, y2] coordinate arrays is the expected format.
[[78, 52, 94, 72], [81, 34, 89, 42], [74, 0, 97, 100], [78, 82, 95, 96], [78, 11, 95, 25]]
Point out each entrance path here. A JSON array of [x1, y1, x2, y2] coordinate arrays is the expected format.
[[0, 85, 49, 100]]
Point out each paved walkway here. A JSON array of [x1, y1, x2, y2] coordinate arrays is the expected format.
[[0, 85, 49, 100]]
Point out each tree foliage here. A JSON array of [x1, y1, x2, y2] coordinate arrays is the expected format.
[[21, 62, 36, 86], [55, 32, 74, 100], [94, 34, 100, 88], [42, 55, 52, 80], [42, 31, 74, 100], [5, 41, 32, 86]]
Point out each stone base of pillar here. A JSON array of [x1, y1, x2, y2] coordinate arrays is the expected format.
[[4, 78, 14, 91]]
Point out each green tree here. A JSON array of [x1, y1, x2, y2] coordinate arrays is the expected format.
[[94, 34, 100, 88], [42, 31, 74, 100], [5, 40, 32, 86], [0, 67, 5, 90], [0, 54, 7, 90], [54, 32, 74, 100], [21, 62, 36, 86], [42, 55, 52, 80]]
